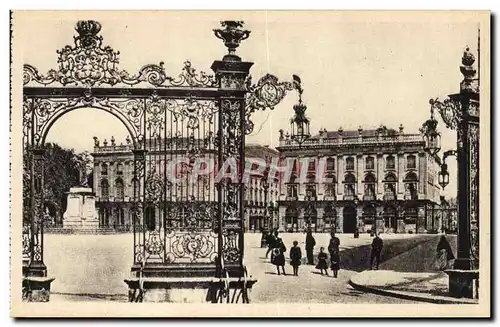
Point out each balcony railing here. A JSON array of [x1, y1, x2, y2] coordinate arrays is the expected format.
[[278, 133, 423, 148], [323, 195, 336, 201], [343, 195, 356, 201], [363, 194, 376, 201], [383, 193, 396, 201]]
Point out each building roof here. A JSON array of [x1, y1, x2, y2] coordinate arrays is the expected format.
[[311, 125, 399, 139]]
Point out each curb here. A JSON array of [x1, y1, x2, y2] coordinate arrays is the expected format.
[[349, 273, 478, 305]]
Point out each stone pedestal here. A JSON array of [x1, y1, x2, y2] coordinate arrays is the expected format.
[[63, 187, 99, 230]]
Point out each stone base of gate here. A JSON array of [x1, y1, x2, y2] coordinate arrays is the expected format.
[[124, 277, 258, 303], [22, 277, 55, 302], [22, 260, 55, 302]]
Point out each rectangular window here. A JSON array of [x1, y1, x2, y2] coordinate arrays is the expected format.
[[365, 157, 374, 170], [308, 159, 316, 172], [407, 155, 416, 169], [326, 158, 335, 171], [386, 156, 395, 170], [346, 157, 355, 171]]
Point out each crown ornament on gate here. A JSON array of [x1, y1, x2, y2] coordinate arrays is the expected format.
[[75, 20, 103, 49], [213, 21, 251, 61]]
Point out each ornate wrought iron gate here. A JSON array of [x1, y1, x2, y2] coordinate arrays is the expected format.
[[22, 19, 301, 302]]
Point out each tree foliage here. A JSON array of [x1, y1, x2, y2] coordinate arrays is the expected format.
[[23, 143, 93, 224]]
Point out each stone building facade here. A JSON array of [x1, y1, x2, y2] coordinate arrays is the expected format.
[[275, 125, 442, 234], [91, 138, 280, 232]]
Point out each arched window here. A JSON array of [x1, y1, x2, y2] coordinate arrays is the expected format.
[[115, 178, 124, 200], [406, 155, 416, 169], [363, 173, 376, 200], [365, 156, 375, 170], [324, 174, 337, 199], [344, 173, 356, 197], [404, 172, 419, 200], [383, 173, 397, 201], [117, 163, 124, 175], [345, 157, 355, 171], [386, 156, 395, 170], [287, 174, 298, 199], [101, 179, 109, 199], [101, 163, 108, 176]]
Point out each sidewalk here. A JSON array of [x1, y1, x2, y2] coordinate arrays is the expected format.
[[349, 269, 478, 304]]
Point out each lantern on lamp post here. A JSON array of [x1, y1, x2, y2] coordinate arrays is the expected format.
[[290, 85, 311, 146], [421, 107, 442, 156]]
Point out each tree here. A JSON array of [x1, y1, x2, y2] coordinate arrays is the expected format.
[[23, 143, 88, 225]]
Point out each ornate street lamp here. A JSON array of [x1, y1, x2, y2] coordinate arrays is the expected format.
[[421, 106, 442, 156], [290, 85, 311, 146], [425, 44, 480, 298]]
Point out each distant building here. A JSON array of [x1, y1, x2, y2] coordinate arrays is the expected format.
[[90, 139, 280, 232], [275, 124, 442, 234]]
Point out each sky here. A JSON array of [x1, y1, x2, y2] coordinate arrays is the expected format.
[[15, 11, 483, 198]]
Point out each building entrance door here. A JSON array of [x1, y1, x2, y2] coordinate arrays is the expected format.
[[343, 206, 357, 233]]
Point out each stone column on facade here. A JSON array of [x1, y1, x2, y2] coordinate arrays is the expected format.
[[356, 154, 363, 197], [397, 152, 404, 196], [317, 206, 324, 232], [396, 206, 405, 233], [317, 155, 325, 196], [336, 204, 343, 233], [337, 155, 344, 195], [356, 205, 365, 233], [377, 153, 384, 195], [418, 152, 426, 197], [278, 205, 286, 232]]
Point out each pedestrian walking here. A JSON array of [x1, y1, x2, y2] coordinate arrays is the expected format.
[[305, 230, 316, 265], [315, 247, 329, 276], [265, 230, 278, 260], [289, 241, 302, 276], [272, 237, 287, 275], [370, 233, 384, 270], [328, 232, 341, 278]]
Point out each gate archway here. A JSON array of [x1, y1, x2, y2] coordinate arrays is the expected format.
[[22, 20, 303, 303]]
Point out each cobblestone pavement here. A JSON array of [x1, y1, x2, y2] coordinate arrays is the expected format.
[[45, 233, 420, 303]]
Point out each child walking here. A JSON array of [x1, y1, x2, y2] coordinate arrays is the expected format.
[[315, 247, 329, 276], [289, 241, 302, 276]]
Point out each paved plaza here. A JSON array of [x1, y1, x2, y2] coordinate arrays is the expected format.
[[45, 232, 422, 303]]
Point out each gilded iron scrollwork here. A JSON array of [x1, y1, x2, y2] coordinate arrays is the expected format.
[[469, 124, 480, 263], [23, 20, 216, 88], [244, 74, 302, 134]]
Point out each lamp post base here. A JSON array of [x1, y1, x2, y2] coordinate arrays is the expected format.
[[444, 269, 479, 299]]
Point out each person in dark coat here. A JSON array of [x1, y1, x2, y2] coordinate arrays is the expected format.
[[289, 241, 302, 276], [315, 247, 329, 276], [328, 232, 341, 278], [305, 230, 316, 265], [265, 230, 278, 260], [272, 237, 287, 275], [370, 233, 384, 270], [436, 235, 455, 270]]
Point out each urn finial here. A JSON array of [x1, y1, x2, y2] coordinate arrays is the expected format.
[[213, 21, 251, 61]]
